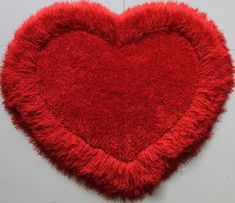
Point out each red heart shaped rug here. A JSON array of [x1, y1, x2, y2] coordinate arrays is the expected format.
[[0, 2, 234, 200]]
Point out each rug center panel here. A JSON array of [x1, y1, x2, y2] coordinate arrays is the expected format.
[[37, 31, 199, 162]]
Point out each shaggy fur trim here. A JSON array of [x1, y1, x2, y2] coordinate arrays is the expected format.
[[0, 2, 234, 200]]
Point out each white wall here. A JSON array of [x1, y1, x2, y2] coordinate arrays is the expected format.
[[0, 1, 234, 203]]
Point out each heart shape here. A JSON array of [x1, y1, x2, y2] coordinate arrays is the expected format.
[[38, 30, 199, 162], [1, 2, 233, 200]]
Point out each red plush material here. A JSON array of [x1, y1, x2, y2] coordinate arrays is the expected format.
[[0, 2, 234, 200]]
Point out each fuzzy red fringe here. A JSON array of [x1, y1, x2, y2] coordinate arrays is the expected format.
[[0, 2, 234, 200]]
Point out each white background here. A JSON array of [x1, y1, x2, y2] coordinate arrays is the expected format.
[[0, 1, 234, 203]]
